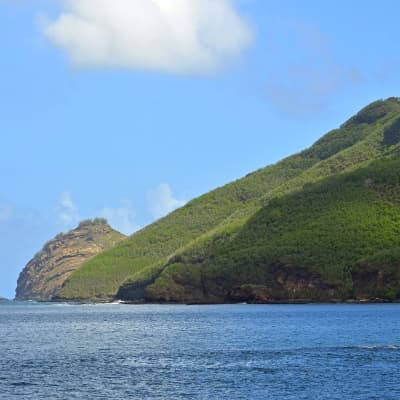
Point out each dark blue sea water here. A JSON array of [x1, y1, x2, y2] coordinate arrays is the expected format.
[[0, 303, 399, 399]]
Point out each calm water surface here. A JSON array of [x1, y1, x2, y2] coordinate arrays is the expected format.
[[0, 302, 399, 399]]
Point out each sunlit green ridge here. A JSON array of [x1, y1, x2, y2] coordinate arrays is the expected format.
[[58, 98, 400, 302]]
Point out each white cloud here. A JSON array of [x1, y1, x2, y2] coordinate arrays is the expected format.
[[42, 0, 253, 74], [100, 200, 138, 235], [148, 183, 186, 219], [55, 192, 80, 226]]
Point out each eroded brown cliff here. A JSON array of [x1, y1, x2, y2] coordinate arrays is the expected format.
[[15, 219, 126, 301]]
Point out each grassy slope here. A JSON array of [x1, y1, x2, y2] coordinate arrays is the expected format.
[[59, 154, 319, 300], [147, 155, 400, 302], [60, 98, 400, 300]]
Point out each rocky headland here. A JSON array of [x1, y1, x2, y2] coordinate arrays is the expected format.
[[15, 219, 126, 301]]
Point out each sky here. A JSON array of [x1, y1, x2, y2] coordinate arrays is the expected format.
[[1, 0, 400, 298]]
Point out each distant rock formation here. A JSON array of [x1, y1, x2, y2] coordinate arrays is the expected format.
[[15, 219, 126, 301]]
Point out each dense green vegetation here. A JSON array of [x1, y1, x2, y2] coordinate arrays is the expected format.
[[59, 152, 318, 299], [59, 97, 400, 301], [147, 156, 400, 302]]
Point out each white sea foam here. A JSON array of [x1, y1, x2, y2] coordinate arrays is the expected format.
[[355, 345, 400, 350]]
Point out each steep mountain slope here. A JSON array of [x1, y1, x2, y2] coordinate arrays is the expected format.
[[15, 219, 126, 301], [60, 97, 400, 302], [146, 156, 400, 303]]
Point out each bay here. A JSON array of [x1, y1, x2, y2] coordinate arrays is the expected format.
[[0, 303, 399, 399]]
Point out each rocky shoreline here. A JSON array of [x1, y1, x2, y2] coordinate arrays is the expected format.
[[28, 296, 400, 305]]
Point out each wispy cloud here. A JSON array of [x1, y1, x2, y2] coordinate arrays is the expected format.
[[42, 0, 253, 74], [100, 200, 138, 235], [55, 192, 80, 227], [148, 183, 186, 219], [265, 20, 364, 117]]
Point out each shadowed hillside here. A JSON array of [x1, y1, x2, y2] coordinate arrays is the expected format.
[[146, 156, 400, 303]]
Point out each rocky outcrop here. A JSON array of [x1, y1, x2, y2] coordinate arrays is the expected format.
[[352, 262, 400, 301], [143, 263, 342, 304], [15, 219, 126, 301]]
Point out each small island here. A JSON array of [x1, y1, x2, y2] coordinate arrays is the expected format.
[[0, 297, 9, 302]]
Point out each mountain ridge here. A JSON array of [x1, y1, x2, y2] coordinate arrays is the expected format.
[[118, 98, 400, 300], [61, 97, 400, 302], [16, 97, 400, 303]]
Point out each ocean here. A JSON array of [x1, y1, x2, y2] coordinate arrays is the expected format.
[[0, 302, 399, 399]]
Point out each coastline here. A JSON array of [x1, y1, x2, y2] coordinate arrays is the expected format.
[[12, 297, 400, 306]]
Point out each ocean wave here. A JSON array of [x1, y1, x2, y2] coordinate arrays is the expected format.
[[353, 345, 400, 350]]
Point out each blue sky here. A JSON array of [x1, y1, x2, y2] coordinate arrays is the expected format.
[[1, 0, 400, 298]]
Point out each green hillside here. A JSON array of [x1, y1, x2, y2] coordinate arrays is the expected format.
[[59, 97, 400, 301], [147, 156, 400, 302]]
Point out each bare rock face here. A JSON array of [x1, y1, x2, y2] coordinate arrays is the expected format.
[[15, 219, 126, 301], [352, 263, 400, 301], [143, 263, 343, 304]]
